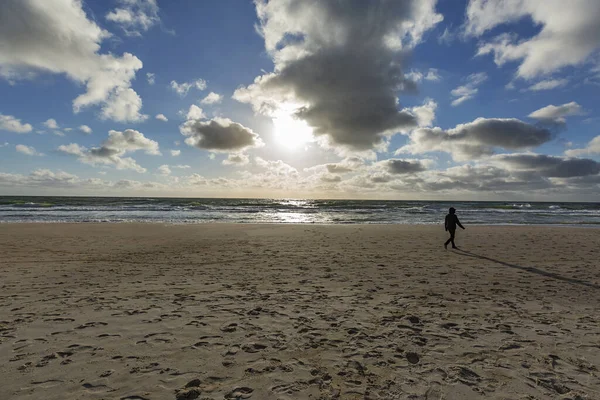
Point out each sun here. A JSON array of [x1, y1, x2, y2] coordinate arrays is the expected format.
[[272, 108, 313, 150]]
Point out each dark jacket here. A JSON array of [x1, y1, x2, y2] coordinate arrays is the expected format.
[[445, 213, 464, 231]]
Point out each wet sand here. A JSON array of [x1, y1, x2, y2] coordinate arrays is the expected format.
[[1, 223, 599, 399]]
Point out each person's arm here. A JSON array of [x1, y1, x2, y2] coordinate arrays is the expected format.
[[444, 215, 448, 231], [456, 215, 465, 229]]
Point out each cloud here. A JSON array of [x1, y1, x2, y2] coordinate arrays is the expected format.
[[105, 0, 160, 37], [157, 164, 171, 175], [304, 156, 366, 176], [527, 78, 568, 92], [450, 72, 487, 106], [492, 153, 600, 178], [170, 79, 207, 97], [16, 144, 42, 156], [146, 72, 155, 85], [223, 153, 250, 166], [101, 87, 148, 122], [398, 117, 553, 161], [233, 0, 443, 151], [529, 102, 586, 123], [173, 164, 190, 169], [79, 125, 92, 134], [406, 68, 441, 83], [0, 142, 8, 147], [0, 0, 146, 122], [410, 99, 437, 127], [438, 27, 456, 45], [43, 118, 59, 129], [58, 129, 160, 172], [0, 114, 32, 133], [382, 159, 428, 174], [466, 0, 600, 79], [170, 149, 181, 156], [185, 105, 205, 120], [155, 114, 168, 122], [180, 117, 264, 152], [565, 135, 600, 157], [201, 92, 223, 105], [103, 129, 160, 155]]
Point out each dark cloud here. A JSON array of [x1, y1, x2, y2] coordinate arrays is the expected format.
[[384, 159, 427, 174], [270, 48, 418, 149], [180, 118, 264, 152], [234, 0, 442, 150], [399, 118, 553, 161], [494, 154, 600, 178]]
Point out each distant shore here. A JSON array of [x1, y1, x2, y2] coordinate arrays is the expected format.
[[1, 224, 599, 399]]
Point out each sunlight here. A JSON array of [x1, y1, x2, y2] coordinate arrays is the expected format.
[[272, 107, 313, 150]]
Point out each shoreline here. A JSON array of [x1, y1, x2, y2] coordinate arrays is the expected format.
[[1, 221, 600, 228]]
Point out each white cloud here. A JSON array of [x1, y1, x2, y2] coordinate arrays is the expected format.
[[424, 69, 441, 82], [438, 27, 456, 45], [410, 99, 437, 127], [53, 130, 65, 137], [0, 142, 8, 147], [79, 125, 92, 134], [451, 72, 487, 106], [0, 0, 146, 122], [170, 79, 207, 97], [201, 92, 223, 105], [173, 164, 190, 169], [16, 144, 42, 156], [146, 72, 155, 85], [105, 0, 160, 37], [565, 136, 600, 157], [466, 0, 600, 79], [170, 149, 181, 156], [233, 0, 442, 151], [101, 87, 148, 122], [155, 113, 168, 122], [529, 102, 586, 123], [157, 164, 171, 175], [222, 153, 250, 166], [58, 129, 160, 173], [527, 78, 568, 92], [406, 68, 441, 83], [0, 114, 32, 133], [185, 105, 206, 120], [43, 118, 59, 129]]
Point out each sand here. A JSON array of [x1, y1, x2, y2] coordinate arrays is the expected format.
[[1, 223, 599, 399]]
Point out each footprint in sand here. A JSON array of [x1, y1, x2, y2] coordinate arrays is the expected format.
[[224, 387, 253, 399], [241, 343, 267, 353], [75, 321, 108, 329]]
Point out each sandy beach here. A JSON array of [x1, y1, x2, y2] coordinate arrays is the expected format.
[[1, 223, 599, 399]]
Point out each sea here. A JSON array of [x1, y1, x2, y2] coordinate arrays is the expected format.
[[0, 196, 599, 226]]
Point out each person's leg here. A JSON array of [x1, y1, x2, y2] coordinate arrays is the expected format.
[[450, 229, 457, 248], [444, 233, 451, 248]]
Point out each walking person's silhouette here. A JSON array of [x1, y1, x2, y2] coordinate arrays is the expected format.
[[444, 207, 465, 249]]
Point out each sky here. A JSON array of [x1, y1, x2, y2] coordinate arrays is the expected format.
[[1, 0, 599, 201]]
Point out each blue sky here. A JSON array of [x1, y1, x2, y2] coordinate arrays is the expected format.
[[1, 0, 599, 200]]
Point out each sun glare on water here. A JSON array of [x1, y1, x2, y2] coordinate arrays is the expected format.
[[272, 108, 313, 150]]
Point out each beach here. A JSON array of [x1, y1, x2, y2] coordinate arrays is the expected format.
[[1, 223, 599, 399]]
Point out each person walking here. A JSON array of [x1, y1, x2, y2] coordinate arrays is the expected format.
[[444, 207, 465, 249]]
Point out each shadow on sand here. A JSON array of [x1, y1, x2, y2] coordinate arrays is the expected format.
[[454, 249, 600, 290]]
